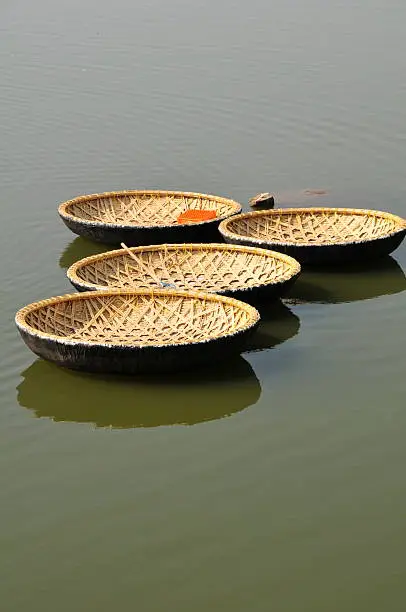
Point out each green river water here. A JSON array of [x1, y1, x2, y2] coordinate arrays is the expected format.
[[1, 0, 406, 610]]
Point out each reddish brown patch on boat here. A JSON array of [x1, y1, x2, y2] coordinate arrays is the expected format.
[[177, 209, 217, 224]]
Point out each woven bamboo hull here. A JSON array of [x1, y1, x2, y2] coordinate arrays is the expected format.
[[223, 230, 406, 265], [219, 272, 300, 303], [58, 190, 242, 246], [68, 243, 301, 305], [70, 276, 300, 305], [18, 324, 258, 374], [60, 215, 229, 246], [16, 289, 260, 375], [219, 207, 406, 265]]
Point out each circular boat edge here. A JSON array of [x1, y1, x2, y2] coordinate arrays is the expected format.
[[58, 190, 242, 245], [15, 289, 261, 373], [218, 207, 406, 264], [66, 243, 302, 302]]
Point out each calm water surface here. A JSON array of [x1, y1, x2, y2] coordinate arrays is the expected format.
[[1, 0, 406, 610]]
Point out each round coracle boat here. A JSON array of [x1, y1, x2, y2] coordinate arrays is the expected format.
[[218, 207, 406, 264], [67, 243, 301, 303], [58, 190, 242, 246], [15, 289, 260, 374]]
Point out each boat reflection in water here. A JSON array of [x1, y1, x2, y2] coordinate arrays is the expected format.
[[17, 356, 261, 429], [245, 301, 300, 353], [59, 237, 110, 270], [285, 256, 406, 304]]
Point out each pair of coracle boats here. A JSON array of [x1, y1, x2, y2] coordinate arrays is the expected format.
[[16, 190, 406, 374]]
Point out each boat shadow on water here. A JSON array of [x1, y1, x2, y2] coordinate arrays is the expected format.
[[284, 256, 406, 304]]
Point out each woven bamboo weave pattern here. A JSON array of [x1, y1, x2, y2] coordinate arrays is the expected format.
[[224, 208, 405, 245], [20, 291, 257, 347], [68, 244, 300, 293], [60, 191, 241, 227]]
